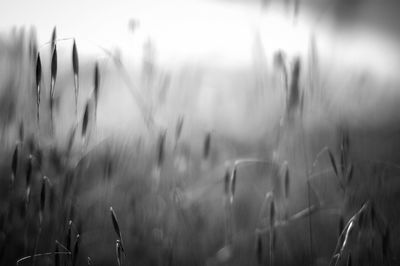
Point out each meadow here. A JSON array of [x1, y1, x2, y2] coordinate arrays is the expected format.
[[0, 6, 400, 265]]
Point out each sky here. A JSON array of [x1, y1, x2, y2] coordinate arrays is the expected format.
[[1, 0, 399, 76]]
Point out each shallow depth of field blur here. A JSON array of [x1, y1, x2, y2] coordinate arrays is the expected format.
[[1, 0, 400, 265]]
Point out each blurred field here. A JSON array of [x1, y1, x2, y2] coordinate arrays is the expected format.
[[1, 2, 400, 266]]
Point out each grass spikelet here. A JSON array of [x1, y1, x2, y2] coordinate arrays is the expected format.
[[11, 144, 18, 187], [66, 220, 72, 252], [157, 130, 166, 167], [230, 167, 237, 203], [35, 53, 42, 123], [93, 62, 100, 118], [72, 39, 79, 116], [224, 169, 230, 196], [82, 101, 90, 137], [39, 176, 46, 224], [269, 198, 276, 266], [72, 234, 80, 266], [283, 162, 290, 199], [110, 207, 121, 239], [175, 115, 184, 143], [50, 45, 58, 100], [50, 44, 58, 130], [25, 155, 33, 205], [287, 57, 301, 116], [345, 163, 353, 184], [328, 149, 338, 177], [66, 125, 77, 156], [110, 207, 124, 251], [203, 132, 211, 160], [19, 121, 24, 142], [339, 128, 350, 175], [269, 200, 275, 228], [51, 27, 56, 53]]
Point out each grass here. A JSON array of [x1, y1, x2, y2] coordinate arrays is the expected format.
[[0, 17, 399, 266]]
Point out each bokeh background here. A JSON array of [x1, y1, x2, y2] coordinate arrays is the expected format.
[[1, 0, 400, 265]]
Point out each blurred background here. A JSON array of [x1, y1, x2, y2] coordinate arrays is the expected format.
[[1, 0, 400, 265]]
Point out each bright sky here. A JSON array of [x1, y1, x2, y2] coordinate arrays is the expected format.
[[0, 0, 260, 64], [0, 0, 399, 77]]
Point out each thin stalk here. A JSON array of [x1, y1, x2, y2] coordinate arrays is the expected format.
[[301, 111, 313, 265]]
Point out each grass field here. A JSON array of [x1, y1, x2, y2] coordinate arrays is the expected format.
[[1, 4, 400, 265]]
